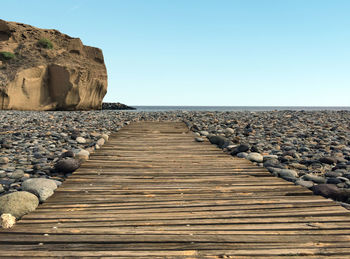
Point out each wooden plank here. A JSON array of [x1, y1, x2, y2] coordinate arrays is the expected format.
[[1, 121, 350, 258]]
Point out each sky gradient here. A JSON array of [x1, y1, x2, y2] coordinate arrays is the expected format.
[[2, 0, 350, 106]]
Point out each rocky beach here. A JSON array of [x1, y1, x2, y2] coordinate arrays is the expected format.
[[0, 109, 350, 226]]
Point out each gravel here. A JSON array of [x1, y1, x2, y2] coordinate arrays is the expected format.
[[1, 109, 350, 219]]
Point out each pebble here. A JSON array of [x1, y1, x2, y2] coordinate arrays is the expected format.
[[0, 157, 9, 164], [76, 137, 86, 144], [195, 137, 204, 142], [302, 174, 326, 184], [208, 135, 229, 148], [0, 109, 350, 214], [96, 138, 105, 146], [76, 149, 90, 161], [9, 170, 24, 179], [278, 169, 299, 182], [101, 134, 109, 141], [295, 179, 314, 188], [247, 152, 263, 163], [236, 152, 248, 159]]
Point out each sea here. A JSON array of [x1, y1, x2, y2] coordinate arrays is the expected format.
[[131, 106, 350, 112]]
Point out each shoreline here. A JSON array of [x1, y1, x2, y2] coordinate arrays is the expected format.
[[1, 110, 350, 226]]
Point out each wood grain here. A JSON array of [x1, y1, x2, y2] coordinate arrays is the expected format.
[[1, 121, 350, 258]]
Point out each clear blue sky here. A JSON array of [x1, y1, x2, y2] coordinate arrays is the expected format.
[[2, 0, 350, 106]]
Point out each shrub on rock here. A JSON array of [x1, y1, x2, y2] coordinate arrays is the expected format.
[[37, 38, 53, 49]]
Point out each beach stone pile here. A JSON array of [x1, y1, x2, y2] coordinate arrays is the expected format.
[[1, 109, 350, 224], [183, 110, 350, 204], [0, 110, 142, 221]]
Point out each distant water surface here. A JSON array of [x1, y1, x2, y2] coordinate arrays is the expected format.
[[132, 106, 350, 112]]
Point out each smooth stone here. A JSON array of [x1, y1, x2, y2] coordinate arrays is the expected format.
[[76, 137, 86, 144], [337, 177, 350, 183], [236, 152, 248, 159], [195, 137, 204, 142], [302, 174, 326, 184], [208, 135, 229, 148], [21, 178, 58, 202], [9, 170, 24, 179], [247, 152, 263, 163], [325, 171, 343, 178], [0, 184, 4, 193], [266, 167, 281, 177], [312, 184, 350, 202], [96, 138, 105, 146], [54, 158, 80, 174], [263, 155, 278, 161], [76, 149, 90, 161], [224, 128, 235, 135], [237, 144, 250, 152], [327, 178, 343, 184], [60, 151, 75, 159], [289, 163, 308, 170], [0, 191, 39, 219], [101, 134, 109, 141], [199, 131, 209, 136], [226, 145, 238, 150], [0, 157, 9, 164], [295, 179, 314, 188], [263, 158, 281, 168], [90, 132, 101, 137], [278, 169, 299, 182], [319, 156, 337, 165]]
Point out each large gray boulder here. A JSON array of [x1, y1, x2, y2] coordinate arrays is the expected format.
[[21, 178, 58, 202], [0, 191, 39, 218]]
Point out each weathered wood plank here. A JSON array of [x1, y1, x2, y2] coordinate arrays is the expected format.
[[1, 121, 350, 258]]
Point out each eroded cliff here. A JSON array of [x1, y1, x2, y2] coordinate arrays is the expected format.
[[0, 20, 107, 110]]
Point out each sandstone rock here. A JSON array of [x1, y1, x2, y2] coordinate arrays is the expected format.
[[0, 157, 9, 164], [76, 137, 86, 144], [76, 149, 90, 161], [0, 191, 39, 219], [1, 213, 16, 229], [96, 138, 105, 146], [101, 134, 109, 142], [0, 19, 107, 111]]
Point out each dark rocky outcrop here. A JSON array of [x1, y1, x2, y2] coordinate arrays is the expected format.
[[102, 102, 136, 110]]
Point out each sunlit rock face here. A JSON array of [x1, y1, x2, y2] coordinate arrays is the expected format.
[[0, 19, 107, 110]]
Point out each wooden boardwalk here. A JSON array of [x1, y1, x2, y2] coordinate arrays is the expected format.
[[1, 121, 350, 258]]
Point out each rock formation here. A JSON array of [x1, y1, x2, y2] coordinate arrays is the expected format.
[[102, 102, 136, 110], [0, 19, 107, 110]]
